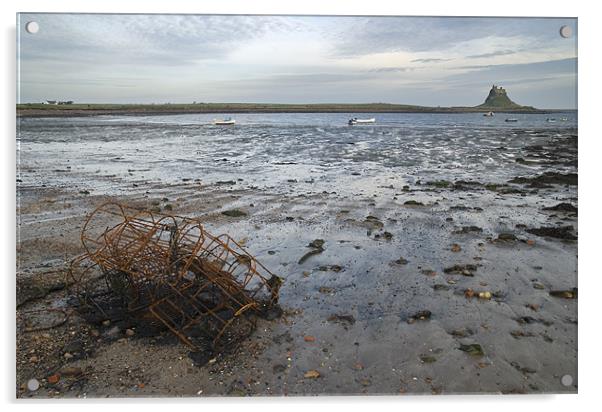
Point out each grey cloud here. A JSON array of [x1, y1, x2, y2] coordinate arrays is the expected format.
[[329, 16, 576, 57], [18, 14, 299, 66], [369, 67, 417, 73], [228, 72, 370, 88], [450, 57, 576, 78], [466, 50, 516, 59], [411, 58, 452, 63]]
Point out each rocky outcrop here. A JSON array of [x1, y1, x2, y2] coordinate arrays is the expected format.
[[478, 85, 534, 109]]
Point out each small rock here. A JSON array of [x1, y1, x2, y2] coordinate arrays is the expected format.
[[444, 264, 477, 276], [450, 244, 461, 252], [125, 329, 135, 337], [407, 310, 431, 323], [319, 286, 334, 294], [308, 239, 325, 249], [101, 320, 111, 327], [404, 200, 424, 206], [304, 335, 316, 342], [327, 313, 356, 325], [542, 203, 578, 213], [478, 291, 492, 300], [221, 209, 247, 218], [458, 343, 484, 357], [47, 374, 60, 384], [60, 367, 83, 376], [394, 257, 409, 265], [549, 288, 577, 299], [510, 330, 536, 339], [526, 303, 540, 311], [497, 233, 518, 241], [449, 328, 474, 338], [515, 316, 538, 325], [63, 352, 74, 360], [27, 379, 40, 392], [304, 370, 321, 379], [526, 226, 577, 240], [273, 364, 287, 373], [454, 225, 483, 234]]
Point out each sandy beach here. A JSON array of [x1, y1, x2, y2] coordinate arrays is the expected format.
[[16, 113, 577, 397]]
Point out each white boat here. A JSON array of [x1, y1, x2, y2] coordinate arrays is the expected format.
[[348, 117, 376, 125], [483, 111, 495, 117], [214, 117, 236, 125], [546, 118, 556, 123]]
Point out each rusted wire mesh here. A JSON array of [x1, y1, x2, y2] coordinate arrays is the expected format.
[[68, 201, 282, 351]]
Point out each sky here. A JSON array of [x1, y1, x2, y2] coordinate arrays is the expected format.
[[17, 14, 577, 108]]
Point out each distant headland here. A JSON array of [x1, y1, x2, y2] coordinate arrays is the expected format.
[[477, 84, 535, 110], [16, 85, 565, 117]]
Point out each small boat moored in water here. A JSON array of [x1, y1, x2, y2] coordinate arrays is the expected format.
[[214, 117, 236, 125], [505, 118, 518, 122], [348, 117, 376, 125], [483, 111, 495, 117], [546, 118, 557, 123]]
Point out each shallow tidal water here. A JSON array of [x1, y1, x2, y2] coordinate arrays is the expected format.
[[17, 112, 577, 197]]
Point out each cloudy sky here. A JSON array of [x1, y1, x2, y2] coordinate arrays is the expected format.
[[17, 14, 577, 108]]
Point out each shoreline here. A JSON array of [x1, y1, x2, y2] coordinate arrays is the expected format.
[[16, 105, 571, 118]]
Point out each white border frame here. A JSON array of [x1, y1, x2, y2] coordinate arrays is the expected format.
[[3, 1, 598, 410]]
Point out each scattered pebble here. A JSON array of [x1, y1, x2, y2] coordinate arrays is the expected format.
[[27, 379, 40, 392], [304, 370, 321, 379], [549, 289, 577, 299], [47, 374, 60, 384], [407, 310, 431, 323], [458, 343, 484, 357]]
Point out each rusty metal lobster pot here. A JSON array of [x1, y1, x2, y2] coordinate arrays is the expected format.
[[68, 201, 281, 350]]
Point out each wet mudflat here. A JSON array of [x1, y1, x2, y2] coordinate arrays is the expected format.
[[16, 113, 577, 396]]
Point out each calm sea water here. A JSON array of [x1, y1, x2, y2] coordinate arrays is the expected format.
[[17, 112, 577, 197]]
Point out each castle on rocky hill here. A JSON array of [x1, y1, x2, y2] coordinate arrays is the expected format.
[[478, 84, 523, 108]]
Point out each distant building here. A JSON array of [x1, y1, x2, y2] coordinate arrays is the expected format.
[[45, 100, 57, 105]]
